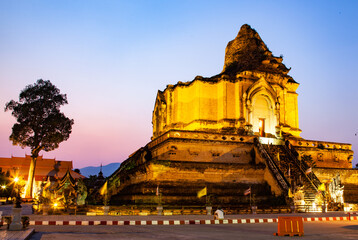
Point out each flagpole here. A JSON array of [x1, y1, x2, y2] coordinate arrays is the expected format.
[[288, 163, 292, 188], [249, 186, 252, 207]]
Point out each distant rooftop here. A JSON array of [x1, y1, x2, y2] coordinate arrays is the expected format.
[[0, 155, 85, 181]]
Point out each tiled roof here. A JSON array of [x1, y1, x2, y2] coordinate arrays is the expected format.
[[0, 155, 85, 180]]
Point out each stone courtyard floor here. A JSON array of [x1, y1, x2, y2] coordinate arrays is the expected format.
[[29, 221, 358, 240], [1, 204, 358, 240]]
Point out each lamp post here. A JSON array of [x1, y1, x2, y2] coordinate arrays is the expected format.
[[9, 177, 22, 231], [1, 185, 6, 203], [13, 177, 22, 208]]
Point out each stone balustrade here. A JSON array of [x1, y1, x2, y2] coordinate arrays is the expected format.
[[289, 139, 352, 151], [149, 130, 256, 149]]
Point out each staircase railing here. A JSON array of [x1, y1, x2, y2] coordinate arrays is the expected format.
[[283, 141, 321, 191], [254, 138, 290, 191]]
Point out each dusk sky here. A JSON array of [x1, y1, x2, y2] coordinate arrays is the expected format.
[[1, 0, 357, 169]]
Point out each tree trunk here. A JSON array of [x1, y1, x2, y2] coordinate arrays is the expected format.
[[25, 155, 37, 198]]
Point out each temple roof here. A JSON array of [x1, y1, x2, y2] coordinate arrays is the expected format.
[[221, 24, 291, 76], [0, 155, 85, 181], [58, 169, 76, 188]]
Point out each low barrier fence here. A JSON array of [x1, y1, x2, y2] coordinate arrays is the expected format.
[[85, 205, 314, 216], [26, 216, 358, 226], [32, 204, 348, 216], [346, 212, 358, 221]]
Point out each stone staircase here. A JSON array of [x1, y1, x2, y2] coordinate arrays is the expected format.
[[253, 138, 289, 192], [282, 142, 322, 203], [256, 138, 321, 204]]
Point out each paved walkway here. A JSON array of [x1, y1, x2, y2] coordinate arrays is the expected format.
[[29, 221, 358, 240], [1, 204, 357, 240], [0, 204, 33, 240], [27, 211, 353, 220], [0, 228, 34, 240], [27, 213, 356, 226]]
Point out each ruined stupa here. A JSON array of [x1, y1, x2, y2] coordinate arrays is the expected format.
[[107, 24, 357, 209]]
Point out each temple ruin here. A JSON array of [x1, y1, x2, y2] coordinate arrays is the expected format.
[[108, 24, 358, 210]]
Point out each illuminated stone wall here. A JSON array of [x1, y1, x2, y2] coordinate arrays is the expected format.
[[313, 168, 358, 203], [152, 72, 300, 139], [110, 137, 283, 205], [150, 131, 254, 164], [289, 138, 353, 168], [152, 24, 301, 140]]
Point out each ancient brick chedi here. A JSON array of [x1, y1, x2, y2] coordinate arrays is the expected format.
[[108, 24, 357, 209], [153, 24, 300, 139]]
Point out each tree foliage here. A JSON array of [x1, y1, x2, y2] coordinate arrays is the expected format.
[[5, 79, 74, 155], [5, 79, 74, 197]]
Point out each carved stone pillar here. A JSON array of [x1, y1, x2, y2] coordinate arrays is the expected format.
[[275, 100, 280, 125], [246, 99, 252, 124], [245, 100, 253, 135]]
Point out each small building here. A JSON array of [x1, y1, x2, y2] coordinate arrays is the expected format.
[[0, 155, 85, 198]]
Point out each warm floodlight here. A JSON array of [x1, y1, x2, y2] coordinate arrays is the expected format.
[[14, 177, 19, 183], [1, 185, 5, 189], [54, 203, 58, 208]]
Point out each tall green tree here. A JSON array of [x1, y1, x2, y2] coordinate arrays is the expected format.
[[5, 79, 74, 198]]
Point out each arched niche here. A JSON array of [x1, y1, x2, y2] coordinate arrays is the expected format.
[[251, 94, 276, 136], [245, 78, 278, 137]]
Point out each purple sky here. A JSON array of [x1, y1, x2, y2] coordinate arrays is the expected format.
[[1, 0, 357, 168]]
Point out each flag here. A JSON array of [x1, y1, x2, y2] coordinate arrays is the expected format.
[[244, 187, 251, 196], [305, 167, 312, 174], [197, 187, 207, 198], [318, 183, 326, 191], [156, 185, 159, 196], [288, 166, 291, 177], [277, 152, 280, 162], [99, 181, 108, 195], [288, 188, 294, 198]]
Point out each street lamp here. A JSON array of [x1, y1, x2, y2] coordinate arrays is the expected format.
[[13, 177, 21, 208], [1, 185, 6, 202], [9, 177, 22, 231]]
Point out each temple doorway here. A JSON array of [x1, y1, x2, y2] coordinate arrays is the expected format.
[[251, 94, 276, 136], [259, 118, 265, 137]]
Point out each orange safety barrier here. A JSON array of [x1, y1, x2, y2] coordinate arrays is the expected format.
[[274, 216, 304, 236], [347, 212, 358, 221]]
